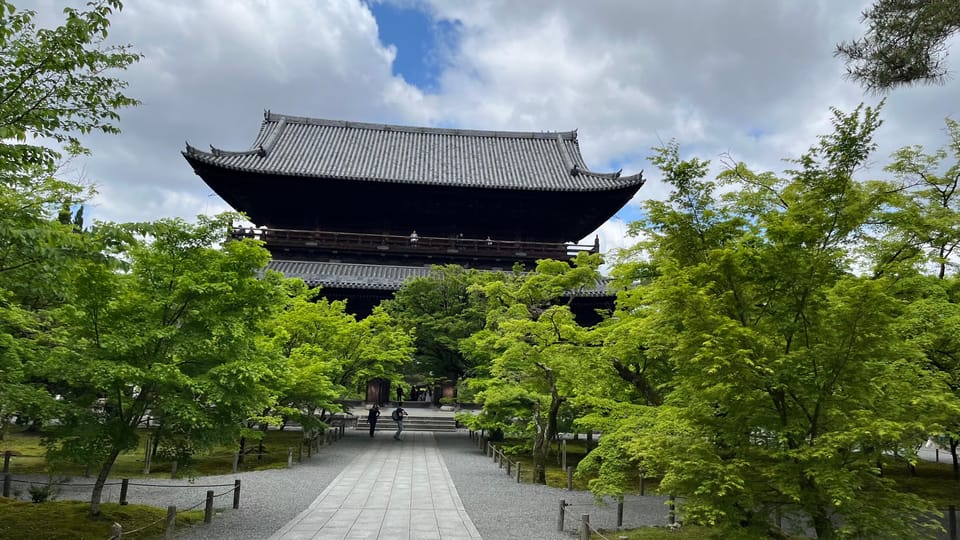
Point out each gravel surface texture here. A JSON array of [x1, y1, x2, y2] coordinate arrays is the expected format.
[[7, 436, 362, 540], [10, 430, 674, 539], [433, 431, 671, 540]]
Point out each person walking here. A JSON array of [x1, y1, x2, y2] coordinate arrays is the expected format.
[[392, 404, 408, 441], [396, 385, 403, 402], [367, 404, 380, 437]]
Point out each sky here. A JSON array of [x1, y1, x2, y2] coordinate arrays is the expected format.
[[36, 0, 960, 256]]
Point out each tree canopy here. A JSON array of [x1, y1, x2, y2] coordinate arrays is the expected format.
[[837, 0, 960, 92]]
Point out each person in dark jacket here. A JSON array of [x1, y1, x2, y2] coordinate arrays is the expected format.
[[367, 404, 381, 437]]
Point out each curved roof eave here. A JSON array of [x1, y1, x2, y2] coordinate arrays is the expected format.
[[183, 114, 644, 192], [184, 151, 645, 193]]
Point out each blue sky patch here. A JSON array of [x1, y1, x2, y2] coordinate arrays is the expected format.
[[615, 206, 644, 225], [367, 1, 460, 93]]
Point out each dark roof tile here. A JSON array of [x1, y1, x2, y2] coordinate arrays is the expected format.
[[185, 113, 643, 192], [267, 260, 610, 297]]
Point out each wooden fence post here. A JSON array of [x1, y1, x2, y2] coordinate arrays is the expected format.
[[2, 449, 10, 498], [580, 514, 590, 540], [561, 440, 567, 471], [949, 505, 957, 540], [164, 505, 176, 539], [639, 470, 645, 496], [506, 458, 512, 476], [204, 490, 214, 524], [617, 500, 624, 527], [287, 447, 293, 468], [169, 461, 177, 479], [558, 499, 566, 532], [110, 522, 122, 539], [119, 478, 129, 505], [233, 479, 241, 509], [516, 462, 521, 483]]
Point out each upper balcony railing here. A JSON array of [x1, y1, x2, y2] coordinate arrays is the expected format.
[[229, 227, 599, 262]]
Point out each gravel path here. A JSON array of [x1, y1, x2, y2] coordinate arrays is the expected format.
[[8, 436, 363, 539], [433, 432, 671, 539], [10, 430, 674, 539]]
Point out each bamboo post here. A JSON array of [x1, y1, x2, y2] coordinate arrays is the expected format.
[[119, 478, 129, 505], [233, 479, 241, 509], [204, 490, 214, 524], [557, 499, 566, 532], [566, 466, 573, 490], [579, 514, 590, 540], [164, 505, 176, 539]]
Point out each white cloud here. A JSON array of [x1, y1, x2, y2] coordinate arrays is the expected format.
[[30, 0, 960, 262]]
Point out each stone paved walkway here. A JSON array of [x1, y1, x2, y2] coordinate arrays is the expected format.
[[269, 431, 482, 540]]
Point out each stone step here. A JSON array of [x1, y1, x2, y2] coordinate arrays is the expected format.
[[355, 416, 458, 432]]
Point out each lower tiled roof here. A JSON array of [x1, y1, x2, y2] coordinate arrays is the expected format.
[[267, 260, 610, 297], [268, 260, 432, 290]]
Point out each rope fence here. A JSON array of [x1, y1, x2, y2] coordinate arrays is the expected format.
[[0, 424, 346, 492]]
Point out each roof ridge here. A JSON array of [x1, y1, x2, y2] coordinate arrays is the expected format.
[[263, 110, 577, 141]]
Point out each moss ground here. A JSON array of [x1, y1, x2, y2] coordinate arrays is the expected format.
[[0, 497, 204, 539], [1, 427, 315, 478]]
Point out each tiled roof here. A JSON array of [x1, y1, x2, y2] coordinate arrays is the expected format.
[[267, 260, 611, 297], [184, 112, 643, 192], [268, 260, 432, 290]]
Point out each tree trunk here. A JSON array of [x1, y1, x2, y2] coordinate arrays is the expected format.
[[532, 407, 548, 484], [951, 437, 959, 482], [90, 447, 122, 516], [238, 436, 246, 466], [532, 384, 565, 485], [812, 505, 836, 540]]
